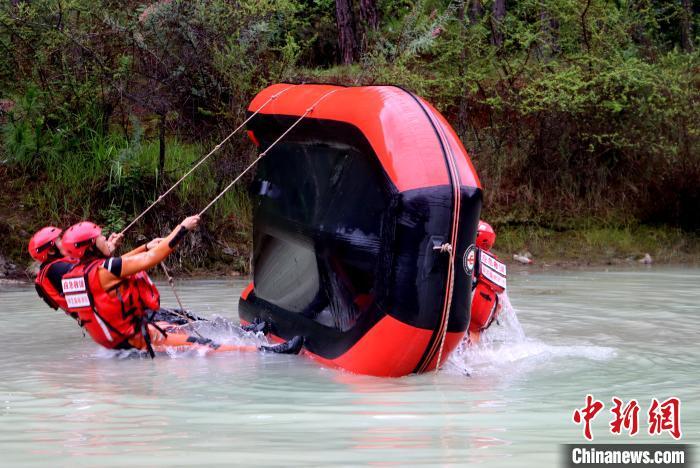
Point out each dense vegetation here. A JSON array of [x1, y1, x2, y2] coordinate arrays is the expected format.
[[1, 0, 698, 272]]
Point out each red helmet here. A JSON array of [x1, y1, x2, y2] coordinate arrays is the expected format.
[[476, 220, 496, 250], [28, 226, 63, 262], [62, 221, 102, 259]]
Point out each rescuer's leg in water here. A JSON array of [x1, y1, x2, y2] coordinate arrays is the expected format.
[[260, 335, 304, 355], [240, 317, 270, 334], [151, 307, 207, 325], [133, 314, 303, 355]]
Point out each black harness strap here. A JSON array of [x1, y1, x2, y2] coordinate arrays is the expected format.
[[139, 311, 170, 359], [140, 320, 156, 359]]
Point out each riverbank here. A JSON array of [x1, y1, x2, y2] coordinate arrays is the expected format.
[[493, 224, 700, 268], [3, 161, 698, 280], [3, 221, 699, 282]]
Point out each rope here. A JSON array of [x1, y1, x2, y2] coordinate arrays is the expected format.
[[118, 84, 297, 237], [434, 279, 453, 371], [434, 243, 454, 372], [197, 89, 338, 217], [158, 262, 205, 339], [159, 262, 185, 311], [114, 85, 296, 338], [122, 86, 337, 343]]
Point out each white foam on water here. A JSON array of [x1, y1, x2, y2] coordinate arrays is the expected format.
[[186, 314, 268, 346], [92, 314, 267, 359], [445, 293, 617, 376]]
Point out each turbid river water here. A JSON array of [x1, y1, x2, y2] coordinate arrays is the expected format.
[[1, 267, 698, 466]]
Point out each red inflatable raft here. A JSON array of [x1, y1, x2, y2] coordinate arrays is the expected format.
[[239, 84, 483, 376]]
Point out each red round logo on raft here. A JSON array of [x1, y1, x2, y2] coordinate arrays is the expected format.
[[463, 245, 476, 275]]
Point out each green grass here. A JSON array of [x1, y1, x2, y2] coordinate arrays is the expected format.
[[494, 223, 700, 266], [2, 130, 257, 273], [4, 126, 699, 274]]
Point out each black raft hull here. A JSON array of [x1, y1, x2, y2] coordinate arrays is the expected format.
[[239, 84, 482, 376]]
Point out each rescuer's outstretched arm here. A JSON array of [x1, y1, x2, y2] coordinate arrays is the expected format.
[[98, 216, 200, 288], [119, 238, 164, 258], [102, 232, 147, 258]]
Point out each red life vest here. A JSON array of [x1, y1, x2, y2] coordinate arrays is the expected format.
[[35, 258, 77, 317], [469, 248, 507, 333], [61, 259, 161, 349]]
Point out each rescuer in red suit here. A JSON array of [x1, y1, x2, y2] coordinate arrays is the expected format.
[[469, 220, 506, 338], [30, 225, 156, 320], [57, 216, 200, 355], [29, 226, 78, 318]]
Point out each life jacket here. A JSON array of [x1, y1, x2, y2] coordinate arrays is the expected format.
[[35, 257, 78, 318], [469, 248, 507, 333], [61, 259, 161, 349]]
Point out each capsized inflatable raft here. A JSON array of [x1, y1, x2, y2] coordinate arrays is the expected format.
[[239, 84, 482, 377]]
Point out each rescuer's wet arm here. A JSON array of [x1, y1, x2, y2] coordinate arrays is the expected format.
[[119, 216, 199, 276], [121, 244, 147, 257], [102, 231, 163, 259], [97, 216, 200, 289]]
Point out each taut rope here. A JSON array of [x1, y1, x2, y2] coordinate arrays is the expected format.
[[119, 84, 297, 237], [133, 87, 337, 337], [197, 89, 338, 217], [114, 85, 297, 332]]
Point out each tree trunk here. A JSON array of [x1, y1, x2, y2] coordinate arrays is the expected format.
[[101, 101, 113, 137], [335, 0, 357, 64], [158, 113, 166, 183], [469, 0, 483, 24], [491, 0, 506, 47], [629, 0, 651, 49], [681, 0, 694, 52], [538, 8, 560, 59], [359, 0, 379, 31], [359, 0, 379, 52]]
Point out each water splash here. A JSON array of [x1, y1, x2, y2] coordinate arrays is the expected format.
[[93, 314, 266, 359], [446, 293, 616, 376], [187, 315, 267, 346]]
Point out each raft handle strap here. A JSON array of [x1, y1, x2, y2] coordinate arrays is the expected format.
[[433, 243, 452, 254]]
